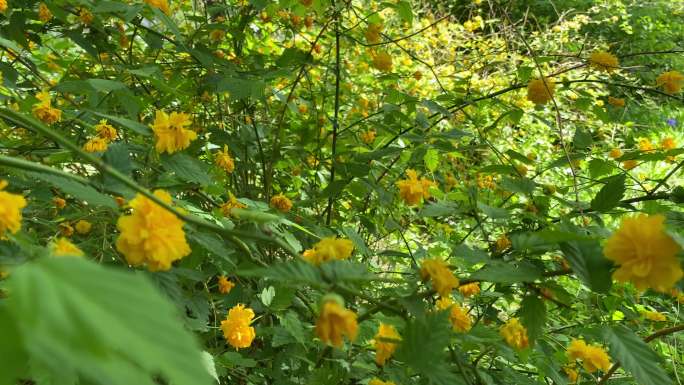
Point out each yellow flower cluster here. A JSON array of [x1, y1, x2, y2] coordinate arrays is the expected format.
[[607, 96, 625, 107], [83, 120, 117, 153], [373, 323, 400, 365], [526, 78, 555, 105], [115, 190, 191, 271], [74, 219, 92, 235], [215, 145, 235, 173], [656, 70, 683, 94], [221, 304, 256, 349], [494, 234, 512, 252], [642, 309, 666, 322], [270, 193, 293, 213], [0, 0, 6, 12], [566, 339, 611, 373], [38, 3, 52, 22], [436, 297, 472, 332], [365, 23, 383, 44], [372, 51, 393, 72], [458, 282, 480, 297], [396, 169, 435, 206], [145, 0, 170, 14], [302, 237, 354, 265], [150, 110, 197, 154], [220, 192, 246, 217], [78, 7, 93, 25], [420, 258, 459, 297], [218, 276, 235, 294], [83, 137, 108, 153], [360, 129, 376, 144], [315, 300, 358, 347], [500, 318, 529, 350], [589, 51, 619, 72], [51, 237, 84, 257], [0, 181, 26, 239], [32, 91, 62, 124], [603, 214, 682, 292], [369, 379, 395, 385]]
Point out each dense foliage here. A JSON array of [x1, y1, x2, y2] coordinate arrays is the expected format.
[[1, 1, 684, 384]]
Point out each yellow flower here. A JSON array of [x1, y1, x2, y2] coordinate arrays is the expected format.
[[477, 174, 495, 189], [662, 137, 677, 150], [607, 96, 625, 107], [500, 318, 529, 350], [638, 138, 654, 152], [209, 29, 224, 43], [656, 71, 684, 94], [436, 297, 472, 332], [622, 159, 637, 170], [420, 258, 459, 297], [609, 148, 623, 159], [365, 23, 383, 44], [115, 190, 191, 272], [95, 119, 117, 141], [0, 181, 26, 238], [564, 365, 579, 383], [315, 300, 358, 347], [32, 91, 62, 124], [220, 192, 246, 217], [79, 8, 93, 25], [220, 304, 256, 349], [396, 169, 435, 206], [302, 237, 354, 265], [642, 310, 666, 322], [215, 145, 235, 173], [589, 51, 619, 72], [495, 234, 512, 252], [53, 196, 66, 209], [270, 193, 292, 213], [150, 110, 197, 154], [144, 0, 170, 14], [83, 137, 108, 153], [360, 129, 376, 144], [603, 214, 683, 292], [458, 282, 480, 297], [297, 104, 308, 114], [368, 379, 395, 385], [566, 339, 611, 373], [0, 0, 6, 12], [372, 51, 393, 72], [51, 237, 84, 257], [373, 323, 400, 365], [527, 78, 555, 105], [58, 222, 73, 237], [38, 3, 52, 22], [218, 275, 235, 294], [74, 220, 92, 235]]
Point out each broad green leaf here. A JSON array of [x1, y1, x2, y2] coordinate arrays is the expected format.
[[28, 172, 117, 209], [240, 260, 323, 286], [591, 174, 626, 212], [518, 296, 546, 344], [469, 261, 542, 284], [424, 148, 439, 172], [56, 79, 127, 93], [559, 239, 613, 293], [602, 325, 672, 385], [162, 153, 211, 185]]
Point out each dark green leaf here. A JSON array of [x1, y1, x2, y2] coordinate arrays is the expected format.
[[559, 239, 613, 293], [591, 174, 626, 212], [602, 325, 672, 385]]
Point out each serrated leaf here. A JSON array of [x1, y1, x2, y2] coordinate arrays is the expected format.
[[162, 153, 211, 185], [469, 261, 542, 284], [559, 239, 613, 293], [590, 174, 626, 212], [240, 260, 323, 286], [602, 325, 672, 385], [424, 148, 439, 172], [518, 296, 546, 344]]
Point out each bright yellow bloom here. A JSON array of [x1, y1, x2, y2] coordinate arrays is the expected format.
[[302, 237, 354, 265], [566, 339, 611, 373], [95, 119, 117, 141], [79, 8, 93, 25], [609, 148, 623, 159], [0, 0, 6, 12], [420, 258, 459, 297], [53, 196, 66, 209], [396, 169, 435, 206], [372, 52, 393, 72], [365, 23, 383, 44], [564, 366, 579, 383], [115, 190, 191, 272], [477, 174, 496, 189], [220, 192, 246, 217], [215, 145, 235, 173], [495, 235, 512, 252], [638, 138, 654, 152], [527, 78, 555, 105], [607, 96, 625, 107], [51, 237, 84, 257], [458, 282, 481, 297], [642, 310, 666, 322], [0, 181, 26, 238], [373, 323, 400, 365], [150, 110, 197, 154], [58, 222, 73, 237], [38, 3, 52, 22], [270, 194, 292, 213], [436, 297, 472, 332], [218, 276, 235, 294], [622, 159, 637, 170], [74, 220, 92, 235], [603, 214, 682, 292], [32, 91, 62, 124], [662, 137, 677, 150], [315, 300, 358, 347], [83, 137, 108, 153], [209, 29, 224, 43], [360, 129, 376, 144], [220, 304, 256, 349], [368, 379, 395, 385], [500, 318, 529, 350], [145, 0, 170, 14], [589, 51, 619, 72], [656, 71, 684, 94]]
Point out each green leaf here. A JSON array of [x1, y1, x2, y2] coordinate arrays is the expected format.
[[162, 153, 211, 185], [588, 158, 614, 179], [240, 260, 324, 287], [477, 202, 510, 219], [219, 352, 257, 368], [590, 174, 626, 212], [518, 296, 546, 344], [469, 261, 542, 284], [87, 110, 152, 136], [28, 172, 117, 209], [419, 201, 460, 217], [394, 1, 414, 23], [424, 148, 439, 172], [4, 258, 212, 385], [559, 239, 613, 293], [601, 325, 672, 385], [56, 79, 127, 93]]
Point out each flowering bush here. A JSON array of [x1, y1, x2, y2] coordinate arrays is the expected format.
[[0, 1, 683, 385]]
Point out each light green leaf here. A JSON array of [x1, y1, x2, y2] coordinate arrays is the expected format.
[[602, 325, 672, 385]]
